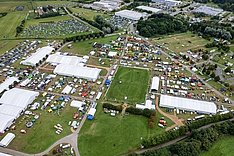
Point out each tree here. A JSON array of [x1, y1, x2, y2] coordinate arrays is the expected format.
[[214, 76, 220, 81]]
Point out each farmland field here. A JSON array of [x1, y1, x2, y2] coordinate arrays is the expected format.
[[78, 104, 174, 156], [61, 35, 118, 55], [106, 66, 150, 104], [69, 7, 110, 21], [202, 136, 234, 156], [0, 12, 27, 39], [152, 32, 211, 53]]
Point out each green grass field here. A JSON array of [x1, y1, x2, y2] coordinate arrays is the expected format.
[[78, 104, 174, 156], [70, 7, 110, 21], [61, 35, 118, 56], [5, 103, 76, 153], [0, 12, 26, 39], [0, 40, 22, 54], [0, 2, 33, 12], [106, 66, 150, 104], [153, 32, 211, 53], [202, 136, 234, 156]]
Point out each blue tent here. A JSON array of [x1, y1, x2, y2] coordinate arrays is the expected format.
[[87, 114, 94, 120], [105, 79, 111, 85]]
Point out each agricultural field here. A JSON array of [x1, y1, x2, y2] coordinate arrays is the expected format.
[[78, 104, 174, 156], [70, 7, 110, 21], [202, 136, 234, 156], [152, 32, 211, 53], [61, 35, 118, 56], [3, 101, 77, 153], [106, 67, 150, 104], [0, 40, 22, 54], [0, 1, 33, 12], [0, 12, 27, 39]]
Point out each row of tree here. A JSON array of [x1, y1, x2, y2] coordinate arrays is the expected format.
[[137, 120, 234, 156], [141, 112, 233, 148], [63, 31, 105, 42], [137, 14, 188, 37], [16, 19, 26, 36]]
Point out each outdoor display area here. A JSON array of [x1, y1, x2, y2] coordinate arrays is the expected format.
[[106, 66, 150, 104]]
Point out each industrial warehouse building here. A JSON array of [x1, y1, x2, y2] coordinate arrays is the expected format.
[[136, 6, 162, 13], [0, 88, 39, 133], [115, 10, 148, 21], [150, 76, 160, 93], [152, 0, 182, 6], [21, 46, 54, 66], [53, 64, 101, 81], [159, 95, 217, 114], [193, 6, 223, 16]]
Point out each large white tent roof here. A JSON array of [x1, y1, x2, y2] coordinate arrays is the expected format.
[[150, 76, 160, 92], [160, 95, 217, 114], [136, 6, 161, 13], [0, 114, 15, 133], [0, 105, 23, 118], [0, 88, 39, 109], [46, 53, 84, 66], [0, 77, 19, 93], [0, 133, 15, 147], [54, 64, 101, 81], [21, 46, 54, 66], [115, 10, 148, 21], [70, 100, 85, 108]]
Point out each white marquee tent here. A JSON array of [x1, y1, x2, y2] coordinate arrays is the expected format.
[[160, 95, 217, 114], [0, 77, 19, 93], [21, 46, 54, 66], [54, 64, 101, 81], [70, 100, 85, 108], [46, 53, 84, 66], [0, 88, 39, 109], [0, 114, 15, 134], [0, 105, 23, 118], [0, 133, 15, 147], [150, 76, 160, 92]]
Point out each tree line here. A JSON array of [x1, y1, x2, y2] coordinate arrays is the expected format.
[[133, 119, 234, 156], [63, 31, 105, 42]]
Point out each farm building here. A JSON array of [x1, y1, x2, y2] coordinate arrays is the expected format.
[[136, 100, 155, 110], [21, 46, 54, 66], [115, 10, 148, 21], [152, 0, 182, 6], [87, 108, 96, 120], [193, 6, 223, 16], [46, 53, 85, 66], [136, 6, 162, 13], [53, 64, 101, 81], [0, 88, 39, 133], [0, 133, 15, 147], [150, 76, 160, 92], [159, 95, 217, 114], [0, 77, 19, 94]]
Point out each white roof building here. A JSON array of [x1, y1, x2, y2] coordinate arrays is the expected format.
[[21, 46, 54, 66], [115, 10, 148, 21], [46, 53, 84, 66], [160, 95, 217, 114], [136, 100, 155, 110], [136, 6, 162, 13], [62, 85, 72, 94], [0, 77, 19, 93], [150, 76, 160, 92], [0, 114, 15, 134], [54, 64, 101, 81], [0, 133, 15, 147], [193, 6, 223, 16], [0, 88, 39, 109], [152, 0, 182, 6], [70, 100, 85, 108]]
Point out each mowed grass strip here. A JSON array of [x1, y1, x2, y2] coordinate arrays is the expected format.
[[78, 104, 173, 156], [69, 7, 110, 21], [202, 136, 234, 156], [153, 32, 210, 53], [0, 12, 26, 39], [106, 66, 150, 104]]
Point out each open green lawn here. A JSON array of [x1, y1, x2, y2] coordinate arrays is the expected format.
[[5, 101, 76, 153], [70, 7, 110, 21], [152, 32, 211, 53], [202, 136, 234, 156], [61, 35, 118, 56], [0, 12, 26, 39], [106, 66, 150, 104], [0, 2, 33, 12], [0, 40, 22, 54], [78, 104, 173, 156]]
